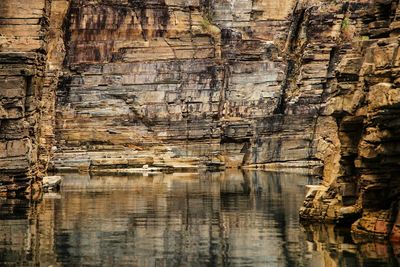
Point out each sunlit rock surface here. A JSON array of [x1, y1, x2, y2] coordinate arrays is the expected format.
[[299, 0, 400, 242], [0, 1, 53, 197], [53, 0, 303, 173]]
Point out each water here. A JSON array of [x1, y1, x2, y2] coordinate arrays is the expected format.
[[0, 170, 398, 267]]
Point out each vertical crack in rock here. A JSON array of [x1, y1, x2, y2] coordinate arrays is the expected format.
[[274, 59, 294, 115], [275, 4, 307, 115]]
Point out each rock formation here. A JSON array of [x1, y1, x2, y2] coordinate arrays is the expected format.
[[0, 1, 54, 197], [299, 0, 400, 244], [53, 0, 302, 173], [0, 0, 399, 243]]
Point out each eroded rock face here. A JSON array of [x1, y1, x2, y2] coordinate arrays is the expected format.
[[53, 0, 305, 172], [0, 1, 53, 197], [0, 0, 399, 242], [299, 0, 400, 243]]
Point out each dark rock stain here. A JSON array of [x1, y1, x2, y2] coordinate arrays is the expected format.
[[65, 0, 170, 63]]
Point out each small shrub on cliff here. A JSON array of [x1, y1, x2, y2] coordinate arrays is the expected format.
[[200, 17, 221, 37], [341, 17, 350, 29], [341, 17, 356, 41], [201, 18, 211, 30]]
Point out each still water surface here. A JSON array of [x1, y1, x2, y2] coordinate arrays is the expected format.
[[0, 170, 398, 266]]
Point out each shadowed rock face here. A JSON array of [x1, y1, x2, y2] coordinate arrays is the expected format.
[[66, 0, 171, 63], [0, 0, 399, 241]]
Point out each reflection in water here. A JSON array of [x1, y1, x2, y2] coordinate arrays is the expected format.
[[0, 170, 398, 266], [302, 224, 400, 267]]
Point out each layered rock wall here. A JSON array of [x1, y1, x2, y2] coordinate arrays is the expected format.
[[0, 1, 54, 197], [299, 0, 400, 243], [53, 0, 305, 172]]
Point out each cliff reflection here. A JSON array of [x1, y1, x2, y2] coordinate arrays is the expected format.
[[0, 170, 398, 266], [302, 224, 400, 267]]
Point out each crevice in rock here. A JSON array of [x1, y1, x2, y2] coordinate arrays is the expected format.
[[274, 5, 307, 115]]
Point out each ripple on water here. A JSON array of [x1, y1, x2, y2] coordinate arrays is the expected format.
[[0, 170, 398, 267]]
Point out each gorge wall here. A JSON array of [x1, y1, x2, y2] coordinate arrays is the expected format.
[[54, 0, 306, 173], [0, 0, 399, 242], [0, 1, 55, 197], [299, 0, 400, 244]]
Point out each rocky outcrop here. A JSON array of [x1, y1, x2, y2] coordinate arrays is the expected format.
[[0, 1, 54, 197], [300, 0, 400, 243]]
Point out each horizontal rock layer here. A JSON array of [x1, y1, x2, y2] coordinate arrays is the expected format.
[[0, 0, 52, 197], [54, 0, 320, 173]]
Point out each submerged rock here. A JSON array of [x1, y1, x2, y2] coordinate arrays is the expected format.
[[43, 176, 63, 192]]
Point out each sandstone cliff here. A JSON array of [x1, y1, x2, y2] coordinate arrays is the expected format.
[[53, 0, 301, 173], [0, 0, 399, 243], [0, 1, 54, 197], [298, 0, 400, 244]]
